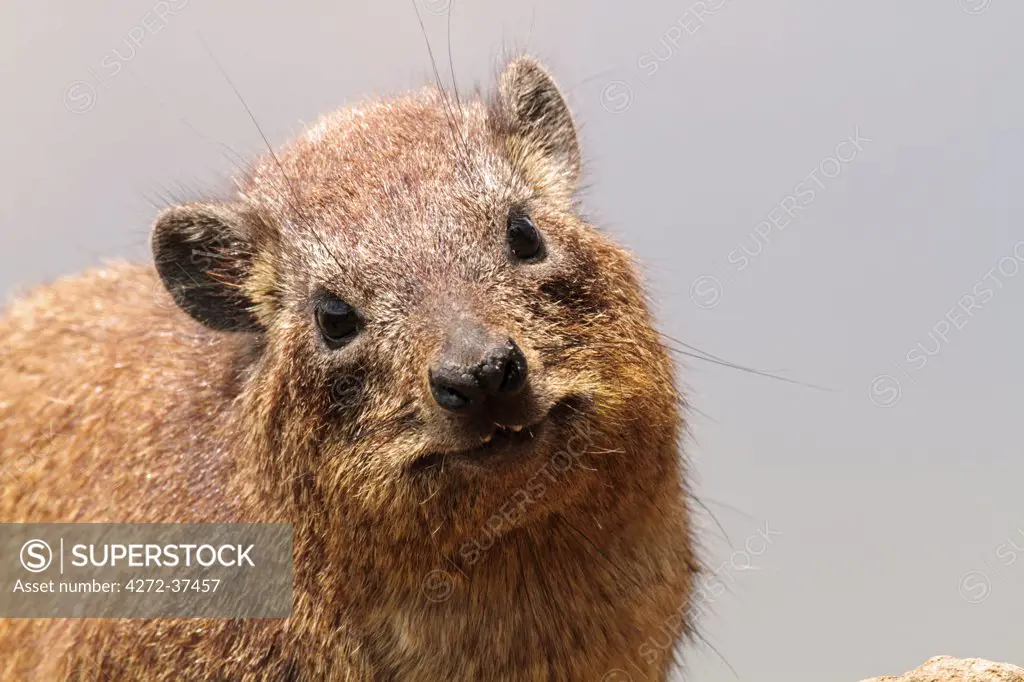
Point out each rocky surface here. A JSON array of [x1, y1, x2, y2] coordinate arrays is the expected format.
[[861, 656, 1024, 682]]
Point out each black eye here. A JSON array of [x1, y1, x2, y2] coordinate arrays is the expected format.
[[507, 212, 544, 260], [315, 296, 360, 347]]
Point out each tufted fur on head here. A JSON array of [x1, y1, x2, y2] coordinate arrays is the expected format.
[[0, 56, 697, 681]]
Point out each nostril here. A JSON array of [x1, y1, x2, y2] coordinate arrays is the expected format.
[[429, 368, 478, 412], [498, 345, 528, 394], [432, 384, 472, 411]]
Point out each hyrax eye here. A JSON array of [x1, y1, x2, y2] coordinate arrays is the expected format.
[[507, 211, 544, 260], [315, 296, 360, 348]]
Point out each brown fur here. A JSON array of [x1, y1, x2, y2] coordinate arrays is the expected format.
[[0, 57, 696, 681]]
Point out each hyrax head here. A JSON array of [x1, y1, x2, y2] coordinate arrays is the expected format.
[[152, 57, 679, 543]]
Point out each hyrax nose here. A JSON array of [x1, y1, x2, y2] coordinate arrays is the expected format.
[[428, 325, 528, 414]]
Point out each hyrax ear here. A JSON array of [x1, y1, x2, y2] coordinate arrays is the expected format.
[[493, 56, 581, 193], [151, 202, 262, 332]]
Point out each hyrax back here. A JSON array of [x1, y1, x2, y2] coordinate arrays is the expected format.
[[0, 57, 696, 681]]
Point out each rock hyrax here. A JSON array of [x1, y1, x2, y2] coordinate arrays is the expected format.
[[0, 56, 697, 681]]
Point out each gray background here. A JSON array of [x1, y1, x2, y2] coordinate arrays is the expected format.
[[2, 0, 1021, 680]]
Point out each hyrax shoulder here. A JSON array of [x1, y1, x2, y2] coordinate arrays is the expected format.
[[0, 57, 696, 681]]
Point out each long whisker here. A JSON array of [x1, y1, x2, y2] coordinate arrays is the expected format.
[[689, 627, 740, 680], [560, 513, 686, 631], [690, 494, 730, 546], [409, 0, 478, 183], [445, 1, 465, 123], [659, 333, 833, 391], [199, 36, 348, 276]]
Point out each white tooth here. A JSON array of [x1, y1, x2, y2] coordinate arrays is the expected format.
[[510, 425, 524, 432]]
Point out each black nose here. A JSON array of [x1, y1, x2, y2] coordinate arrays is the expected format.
[[429, 335, 528, 413]]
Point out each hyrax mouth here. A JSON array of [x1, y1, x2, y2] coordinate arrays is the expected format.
[[409, 396, 584, 475], [409, 421, 543, 475], [463, 422, 542, 462]]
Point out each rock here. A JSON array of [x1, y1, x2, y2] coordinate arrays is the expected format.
[[861, 656, 1024, 682]]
